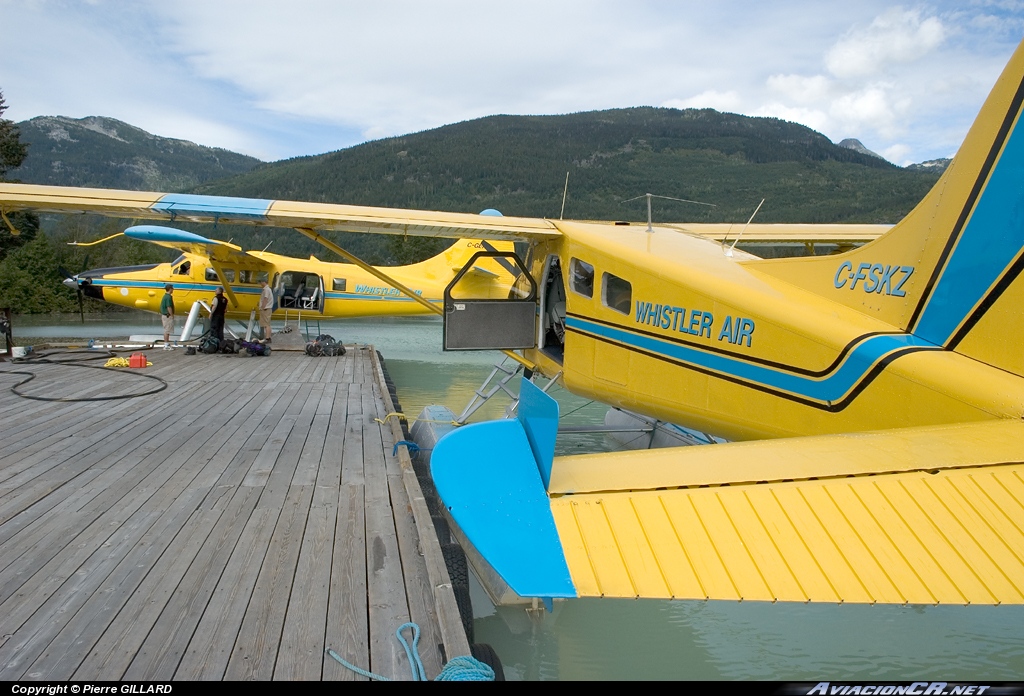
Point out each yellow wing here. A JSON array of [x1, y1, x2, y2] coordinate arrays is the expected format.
[[0, 183, 560, 242], [0, 183, 893, 247]]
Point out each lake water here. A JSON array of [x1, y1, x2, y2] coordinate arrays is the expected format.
[[7, 313, 1024, 681]]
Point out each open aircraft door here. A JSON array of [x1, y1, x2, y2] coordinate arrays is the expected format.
[[443, 251, 537, 351]]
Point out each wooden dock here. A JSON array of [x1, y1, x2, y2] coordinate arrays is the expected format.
[[0, 345, 469, 680]]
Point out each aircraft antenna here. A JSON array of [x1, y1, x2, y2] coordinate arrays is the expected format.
[[261, 241, 273, 252], [724, 198, 765, 257], [560, 171, 570, 220], [622, 193, 715, 232]]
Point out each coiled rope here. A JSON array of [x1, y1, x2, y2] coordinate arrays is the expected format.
[[326, 622, 493, 681]]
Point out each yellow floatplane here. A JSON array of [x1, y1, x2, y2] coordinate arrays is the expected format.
[[4, 38, 1024, 608]]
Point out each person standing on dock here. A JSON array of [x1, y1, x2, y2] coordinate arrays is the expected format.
[[161, 284, 175, 349], [258, 279, 273, 342], [210, 286, 227, 343]]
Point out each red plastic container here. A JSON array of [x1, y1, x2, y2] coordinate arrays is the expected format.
[[129, 353, 147, 369]]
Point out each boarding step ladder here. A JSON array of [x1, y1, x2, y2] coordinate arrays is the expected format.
[[455, 355, 561, 424], [304, 318, 322, 342]]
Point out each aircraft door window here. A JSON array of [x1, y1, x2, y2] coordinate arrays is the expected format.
[[280, 271, 318, 308], [541, 256, 566, 363], [569, 258, 594, 298], [173, 261, 191, 276], [603, 273, 632, 315]]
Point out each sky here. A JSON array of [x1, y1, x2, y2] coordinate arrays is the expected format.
[[2, 0, 1023, 165]]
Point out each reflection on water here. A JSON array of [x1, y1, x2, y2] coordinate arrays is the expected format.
[[11, 313, 1024, 680], [477, 599, 1024, 681]]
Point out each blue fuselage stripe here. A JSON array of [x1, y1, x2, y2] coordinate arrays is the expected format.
[[91, 280, 442, 303], [567, 316, 935, 403], [914, 106, 1024, 345]]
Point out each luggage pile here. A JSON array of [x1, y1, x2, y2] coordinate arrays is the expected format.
[[305, 334, 345, 357]]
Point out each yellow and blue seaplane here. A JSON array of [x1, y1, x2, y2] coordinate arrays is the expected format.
[[4, 37, 1024, 610], [50, 219, 517, 339]]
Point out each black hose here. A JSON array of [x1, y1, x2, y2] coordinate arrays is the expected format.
[[0, 348, 169, 402]]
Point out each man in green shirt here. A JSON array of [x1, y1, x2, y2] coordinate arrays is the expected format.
[[160, 284, 175, 349]]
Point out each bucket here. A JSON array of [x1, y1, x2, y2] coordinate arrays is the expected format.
[[11, 346, 26, 358]]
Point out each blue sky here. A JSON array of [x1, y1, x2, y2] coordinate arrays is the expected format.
[[2, 1, 1022, 164]]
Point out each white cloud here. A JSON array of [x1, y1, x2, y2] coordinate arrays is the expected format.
[[829, 85, 910, 138], [825, 7, 946, 79], [1, 1, 1022, 164], [766, 74, 832, 104], [663, 91, 743, 113], [754, 103, 831, 134], [881, 143, 912, 165]]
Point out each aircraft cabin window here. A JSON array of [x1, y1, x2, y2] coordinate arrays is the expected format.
[[205, 268, 236, 282], [239, 270, 254, 284], [603, 273, 632, 315], [173, 261, 191, 276], [256, 271, 269, 284], [569, 258, 594, 298], [333, 278, 347, 292]]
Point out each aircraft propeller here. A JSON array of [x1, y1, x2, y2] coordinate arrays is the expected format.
[[58, 255, 90, 323]]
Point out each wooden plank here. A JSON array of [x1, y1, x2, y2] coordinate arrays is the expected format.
[[119, 486, 264, 680], [361, 388, 412, 680], [323, 483, 368, 681], [368, 348, 471, 663], [71, 503, 222, 680], [274, 413, 340, 680]]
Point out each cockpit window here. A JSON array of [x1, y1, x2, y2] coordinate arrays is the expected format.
[[603, 273, 631, 315], [569, 258, 594, 298], [173, 260, 191, 276]]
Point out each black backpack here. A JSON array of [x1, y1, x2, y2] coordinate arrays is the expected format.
[[306, 334, 345, 357], [200, 336, 220, 354]]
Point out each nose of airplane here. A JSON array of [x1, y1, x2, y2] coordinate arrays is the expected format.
[[62, 277, 78, 290]]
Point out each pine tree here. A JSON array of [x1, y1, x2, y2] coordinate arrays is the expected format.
[[0, 88, 38, 264]]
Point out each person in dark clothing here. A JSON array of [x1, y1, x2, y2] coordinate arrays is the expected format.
[[210, 287, 227, 342]]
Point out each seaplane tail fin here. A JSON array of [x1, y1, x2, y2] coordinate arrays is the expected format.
[[400, 238, 518, 281], [753, 39, 1024, 376]]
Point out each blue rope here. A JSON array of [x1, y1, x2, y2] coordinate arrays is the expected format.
[[437, 655, 494, 681], [396, 622, 427, 681], [326, 622, 494, 681], [393, 440, 421, 456]]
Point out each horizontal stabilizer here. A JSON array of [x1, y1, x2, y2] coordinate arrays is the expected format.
[[124, 225, 263, 265]]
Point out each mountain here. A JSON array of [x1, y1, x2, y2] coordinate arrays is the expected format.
[[10, 108, 948, 266], [837, 138, 886, 161], [192, 108, 941, 228], [10, 116, 263, 191], [906, 158, 952, 173]]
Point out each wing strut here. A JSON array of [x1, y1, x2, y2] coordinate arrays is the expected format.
[[295, 227, 535, 369], [208, 258, 240, 309]]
